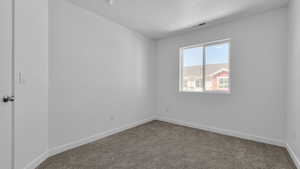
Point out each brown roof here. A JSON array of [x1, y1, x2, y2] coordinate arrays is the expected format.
[[183, 64, 229, 77]]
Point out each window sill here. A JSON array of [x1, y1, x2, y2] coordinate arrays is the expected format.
[[179, 90, 231, 95]]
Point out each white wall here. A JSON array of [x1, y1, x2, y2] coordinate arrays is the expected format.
[[48, 0, 155, 148], [14, 0, 49, 168], [9, 0, 299, 168], [287, 0, 300, 165], [156, 8, 288, 144]]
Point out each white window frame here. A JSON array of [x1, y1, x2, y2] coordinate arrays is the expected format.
[[179, 39, 231, 94]]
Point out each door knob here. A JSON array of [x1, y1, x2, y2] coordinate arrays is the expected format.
[[2, 96, 15, 103]]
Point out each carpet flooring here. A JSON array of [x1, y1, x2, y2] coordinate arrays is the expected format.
[[37, 121, 296, 169]]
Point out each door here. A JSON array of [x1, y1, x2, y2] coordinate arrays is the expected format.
[[0, 0, 13, 169]]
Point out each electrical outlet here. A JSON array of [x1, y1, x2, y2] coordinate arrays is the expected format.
[[165, 107, 169, 113], [109, 115, 115, 121], [291, 130, 297, 140]]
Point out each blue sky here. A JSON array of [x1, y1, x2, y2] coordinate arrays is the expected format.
[[183, 43, 229, 67]]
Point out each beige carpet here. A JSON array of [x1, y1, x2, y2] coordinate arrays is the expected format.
[[37, 121, 296, 169]]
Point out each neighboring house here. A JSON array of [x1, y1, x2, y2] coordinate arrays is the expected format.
[[182, 64, 229, 91]]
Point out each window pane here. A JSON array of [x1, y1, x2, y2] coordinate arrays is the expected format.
[[205, 42, 230, 92], [181, 46, 203, 92]]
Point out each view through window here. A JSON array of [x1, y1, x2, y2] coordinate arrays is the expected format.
[[180, 40, 230, 93]]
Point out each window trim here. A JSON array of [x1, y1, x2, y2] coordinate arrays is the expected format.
[[179, 39, 231, 94]]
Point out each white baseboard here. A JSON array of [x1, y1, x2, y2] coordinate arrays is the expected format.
[[286, 143, 300, 169], [156, 117, 285, 147], [22, 116, 155, 169], [48, 116, 155, 157], [156, 117, 300, 168], [23, 151, 49, 169], [24, 116, 298, 169]]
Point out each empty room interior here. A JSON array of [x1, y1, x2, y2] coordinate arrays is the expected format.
[[1, 0, 300, 169]]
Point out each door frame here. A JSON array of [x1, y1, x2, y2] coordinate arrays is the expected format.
[[11, 0, 15, 168]]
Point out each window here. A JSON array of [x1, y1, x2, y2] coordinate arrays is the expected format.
[[195, 79, 202, 88], [218, 77, 229, 89], [180, 39, 230, 93]]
